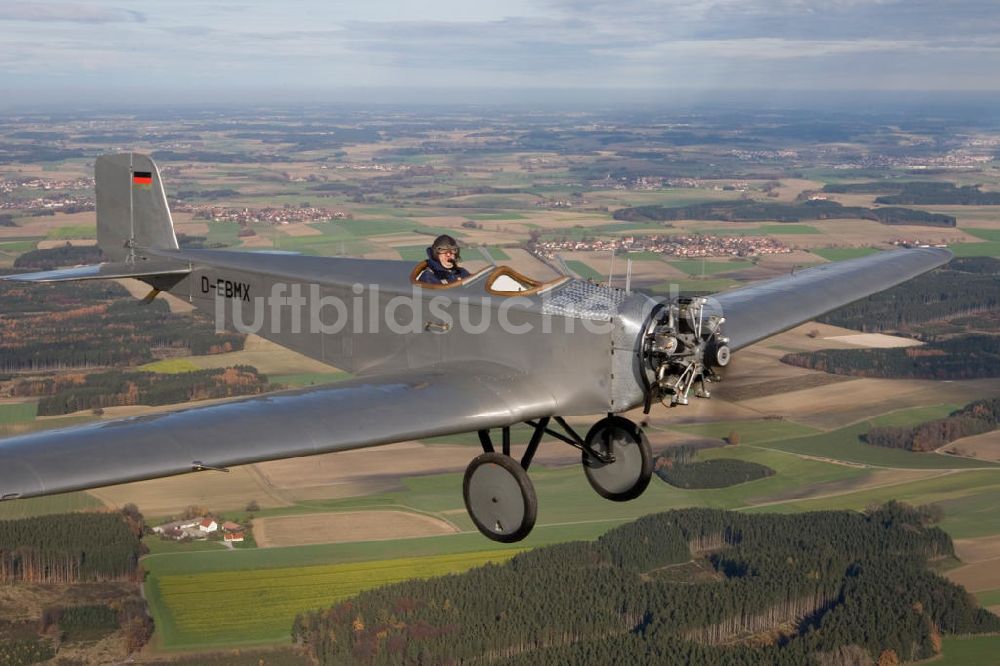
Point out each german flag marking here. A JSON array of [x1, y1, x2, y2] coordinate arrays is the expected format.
[[133, 171, 153, 186]]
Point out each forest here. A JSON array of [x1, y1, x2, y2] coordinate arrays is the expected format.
[[655, 458, 775, 489], [823, 181, 1000, 205], [612, 199, 956, 227], [818, 257, 1000, 333], [653, 444, 774, 489], [0, 279, 244, 371], [0, 510, 143, 583], [865, 397, 1000, 452], [11, 365, 270, 415], [781, 334, 1000, 380], [293, 503, 996, 665], [0, 508, 152, 664], [13, 245, 103, 270]]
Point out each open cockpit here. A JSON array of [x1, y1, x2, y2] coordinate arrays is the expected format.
[[410, 261, 568, 296]]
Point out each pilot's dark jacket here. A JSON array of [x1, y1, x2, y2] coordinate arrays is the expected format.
[[417, 247, 470, 285]]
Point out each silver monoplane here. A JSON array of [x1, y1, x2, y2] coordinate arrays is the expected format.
[[0, 153, 951, 542]]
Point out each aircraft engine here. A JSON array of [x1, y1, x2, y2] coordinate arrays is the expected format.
[[641, 297, 729, 407]]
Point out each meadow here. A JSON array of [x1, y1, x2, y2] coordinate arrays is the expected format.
[[146, 550, 518, 648]]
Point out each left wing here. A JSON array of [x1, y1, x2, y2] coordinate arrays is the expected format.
[[0, 362, 557, 500]]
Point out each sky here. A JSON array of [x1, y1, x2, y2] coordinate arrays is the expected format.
[[1, 0, 998, 106]]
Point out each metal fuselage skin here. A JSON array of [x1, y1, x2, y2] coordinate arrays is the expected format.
[[155, 249, 659, 417]]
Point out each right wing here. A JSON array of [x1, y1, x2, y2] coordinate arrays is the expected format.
[[0, 362, 557, 501], [714, 247, 952, 351]]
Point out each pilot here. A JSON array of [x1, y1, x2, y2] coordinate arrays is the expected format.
[[417, 234, 471, 285]]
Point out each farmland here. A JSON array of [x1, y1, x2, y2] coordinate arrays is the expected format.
[[146, 550, 518, 647], [1, 104, 1000, 662]]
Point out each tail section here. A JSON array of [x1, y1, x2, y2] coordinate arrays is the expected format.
[[96, 152, 179, 261], [2, 152, 188, 285]]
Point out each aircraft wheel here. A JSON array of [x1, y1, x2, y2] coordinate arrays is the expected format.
[[463, 452, 537, 543], [582, 416, 653, 502]]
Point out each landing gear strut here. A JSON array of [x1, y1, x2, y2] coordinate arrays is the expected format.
[[462, 415, 652, 543]]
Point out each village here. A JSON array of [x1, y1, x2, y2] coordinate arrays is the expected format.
[[187, 205, 351, 226], [536, 233, 791, 259]]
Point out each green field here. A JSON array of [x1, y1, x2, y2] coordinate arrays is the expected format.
[[565, 259, 604, 281], [949, 241, 1000, 258], [648, 278, 741, 294], [975, 589, 1000, 607], [867, 404, 960, 427], [0, 492, 105, 520], [745, 470, 1000, 537], [138, 359, 202, 374], [46, 224, 96, 240], [143, 538, 229, 556], [936, 635, 1000, 665], [697, 226, 767, 237], [146, 550, 518, 648], [759, 422, 999, 470], [338, 218, 422, 237], [482, 246, 511, 261], [964, 228, 1000, 242], [758, 224, 821, 235], [0, 403, 37, 424], [205, 222, 242, 247], [0, 239, 38, 253], [396, 244, 430, 261], [810, 247, 881, 261], [466, 213, 526, 220], [668, 259, 755, 276], [665, 418, 821, 444]]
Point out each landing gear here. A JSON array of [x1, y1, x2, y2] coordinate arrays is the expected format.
[[463, 415, 653, 543], [463, 452, 537, 543], [582, 416, 653, 501]]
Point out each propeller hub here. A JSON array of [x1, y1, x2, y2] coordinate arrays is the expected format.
[[642, 296, 729, 407]]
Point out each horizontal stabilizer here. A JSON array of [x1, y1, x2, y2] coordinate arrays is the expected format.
[[2, 260, 190, 283]]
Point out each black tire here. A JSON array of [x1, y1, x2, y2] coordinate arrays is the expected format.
[[463, 452, 537, 543], [582, 416, 653, 502]]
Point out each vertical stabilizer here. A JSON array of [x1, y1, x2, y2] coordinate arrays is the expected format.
[[96, 152, 179, 261]]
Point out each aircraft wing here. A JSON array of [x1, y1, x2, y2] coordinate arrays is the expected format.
[[0, 362, 557, 500], [714, 247, 953, 351]]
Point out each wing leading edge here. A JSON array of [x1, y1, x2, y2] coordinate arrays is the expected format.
[[714, 247, 952, 351], [0, 362, 557, 500]]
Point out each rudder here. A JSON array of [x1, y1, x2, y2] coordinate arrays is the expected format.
[[96, 152, 179, 261]]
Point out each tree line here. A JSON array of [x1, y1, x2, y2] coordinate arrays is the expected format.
[[613, 199, 956, 227], [13, 245, 103, 270], [12, 365, 270, 415], [293, 503, 996, 665], [818, 257, 1000, 333], [865, 397, 1000, 452], [823, 181, 1000, 205], [781, 334, 1000, 380]]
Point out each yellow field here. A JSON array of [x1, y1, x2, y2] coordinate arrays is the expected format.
[[149, 550, 517, 647], [139, 359, 201, 374]]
